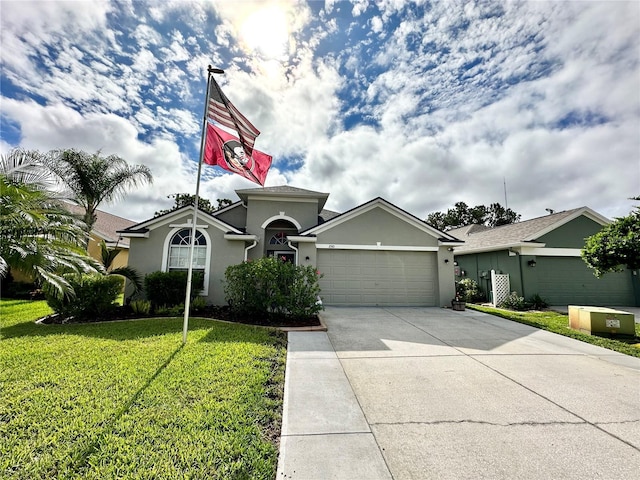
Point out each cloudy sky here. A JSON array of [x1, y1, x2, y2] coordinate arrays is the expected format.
[[2, 0, 639, 224]]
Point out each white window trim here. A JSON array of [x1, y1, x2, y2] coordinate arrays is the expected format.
[[161, 227, 212, 296]]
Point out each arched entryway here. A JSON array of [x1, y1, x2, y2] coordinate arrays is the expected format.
[[264, 219, 298, 263]]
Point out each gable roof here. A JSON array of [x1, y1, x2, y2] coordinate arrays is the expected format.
[[235, 185, 329, 212], [118, 205, 243, 237], [63, 202, 135, 247], [453, 206, 609, 254], [302, 197, 462, 243]]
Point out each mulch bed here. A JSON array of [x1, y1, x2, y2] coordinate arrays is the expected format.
[[39, 304, 321, 328]]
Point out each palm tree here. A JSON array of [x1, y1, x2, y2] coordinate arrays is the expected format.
[[46, 149, 153, 234], [0, 149, 102, 298], [99, 240, 142, 296]]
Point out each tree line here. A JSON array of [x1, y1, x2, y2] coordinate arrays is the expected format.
[[425, 201, 521, 231]]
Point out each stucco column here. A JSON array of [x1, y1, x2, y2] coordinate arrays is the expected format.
[[437, 246, 456, 307]]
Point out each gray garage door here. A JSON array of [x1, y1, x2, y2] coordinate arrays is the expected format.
[[317, 250, 437, 306], [536, 257, 635, 306]]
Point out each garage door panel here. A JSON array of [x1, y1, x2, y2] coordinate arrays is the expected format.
[[361, 266, 377, 276], [317, 250, 437, 306]]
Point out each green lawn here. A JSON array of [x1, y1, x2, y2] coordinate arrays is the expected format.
[[467, 304, 640, 358], [0, 299, 287, 479]]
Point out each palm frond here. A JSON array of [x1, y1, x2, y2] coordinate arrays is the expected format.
[[108, 266, 143, 294]]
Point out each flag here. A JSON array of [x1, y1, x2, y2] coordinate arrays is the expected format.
[[208, 79, 260, 156], [204, 124, 272, 186]]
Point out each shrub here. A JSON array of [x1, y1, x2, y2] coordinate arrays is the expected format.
[[154, 305, 170, 316], [499, 291, 527, 311], [526, 294, 548, 310], [284, 263, 324, 318], [456, 278, 484, 303], [45, 274, 123, 321], [144, 271, 204, 309], [190, 296, 207, 313], [224, 257, 323, 319], [130, 299, 151, 315]]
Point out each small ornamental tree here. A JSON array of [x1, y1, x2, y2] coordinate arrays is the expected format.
[[581, 200, 640, 277]]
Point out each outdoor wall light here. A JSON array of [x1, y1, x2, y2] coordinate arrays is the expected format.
[[527, 259, 537, 267], [305, 256, 310, 261], [444, 259, 449, 263]]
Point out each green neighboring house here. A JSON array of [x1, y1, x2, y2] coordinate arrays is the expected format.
[[450, 207, 640, 307]]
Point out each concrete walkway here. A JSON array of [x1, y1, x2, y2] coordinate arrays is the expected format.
[[276, 307, 640, 479]]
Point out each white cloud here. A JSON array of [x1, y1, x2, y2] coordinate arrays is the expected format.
[[0, 98, 196, 221], [351, 0, 370, 17], [370, 16, 383, 34], [131, 24, 163, 47], [1, 0, 638, 226]]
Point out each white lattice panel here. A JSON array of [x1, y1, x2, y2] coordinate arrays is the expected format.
[[491, 270, 510, 307]]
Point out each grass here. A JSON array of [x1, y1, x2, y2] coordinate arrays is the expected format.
[[467, 304, 640, 358], [0, 299, 287, 479]]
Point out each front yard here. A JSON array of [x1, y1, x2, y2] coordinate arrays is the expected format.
[[0, 299, 287, 479]]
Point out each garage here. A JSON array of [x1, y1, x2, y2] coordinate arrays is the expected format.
[[317, 249, 437, 306], [536, 257, 635, 306]]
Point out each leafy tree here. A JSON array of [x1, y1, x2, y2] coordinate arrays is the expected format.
[[486, 203, 520, 227], [46, 149, 152, 234], [426, 201, 520, 231], [154, 193, 232, 217], [0, 149, 101, 299], [425, 211, 447, 231], [581, 198, 640, 277]]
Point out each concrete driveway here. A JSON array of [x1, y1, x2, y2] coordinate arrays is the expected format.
[[277, 307, 640, 479]]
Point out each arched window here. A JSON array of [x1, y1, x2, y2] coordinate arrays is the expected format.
[[168, 229, 207, 270], [269, 231, 288, 245]]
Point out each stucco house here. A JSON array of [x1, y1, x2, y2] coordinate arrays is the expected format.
[[450, 207, 640, 306], [118, 186, 462, 307]]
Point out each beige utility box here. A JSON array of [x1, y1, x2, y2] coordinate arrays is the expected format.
[[568, 305, 635, 336]]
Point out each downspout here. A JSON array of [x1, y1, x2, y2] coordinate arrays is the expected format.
[[244, 240, 258, 261], [287, 241, 299, 266], [517, 252, 525, 299]]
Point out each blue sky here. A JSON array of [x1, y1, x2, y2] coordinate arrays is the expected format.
[[1, 0, 639, 223]]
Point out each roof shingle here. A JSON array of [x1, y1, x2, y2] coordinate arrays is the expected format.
[[452, 207, 591, 252]]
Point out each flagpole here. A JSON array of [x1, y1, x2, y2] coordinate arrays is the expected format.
[[182, 65, 222, 344]]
